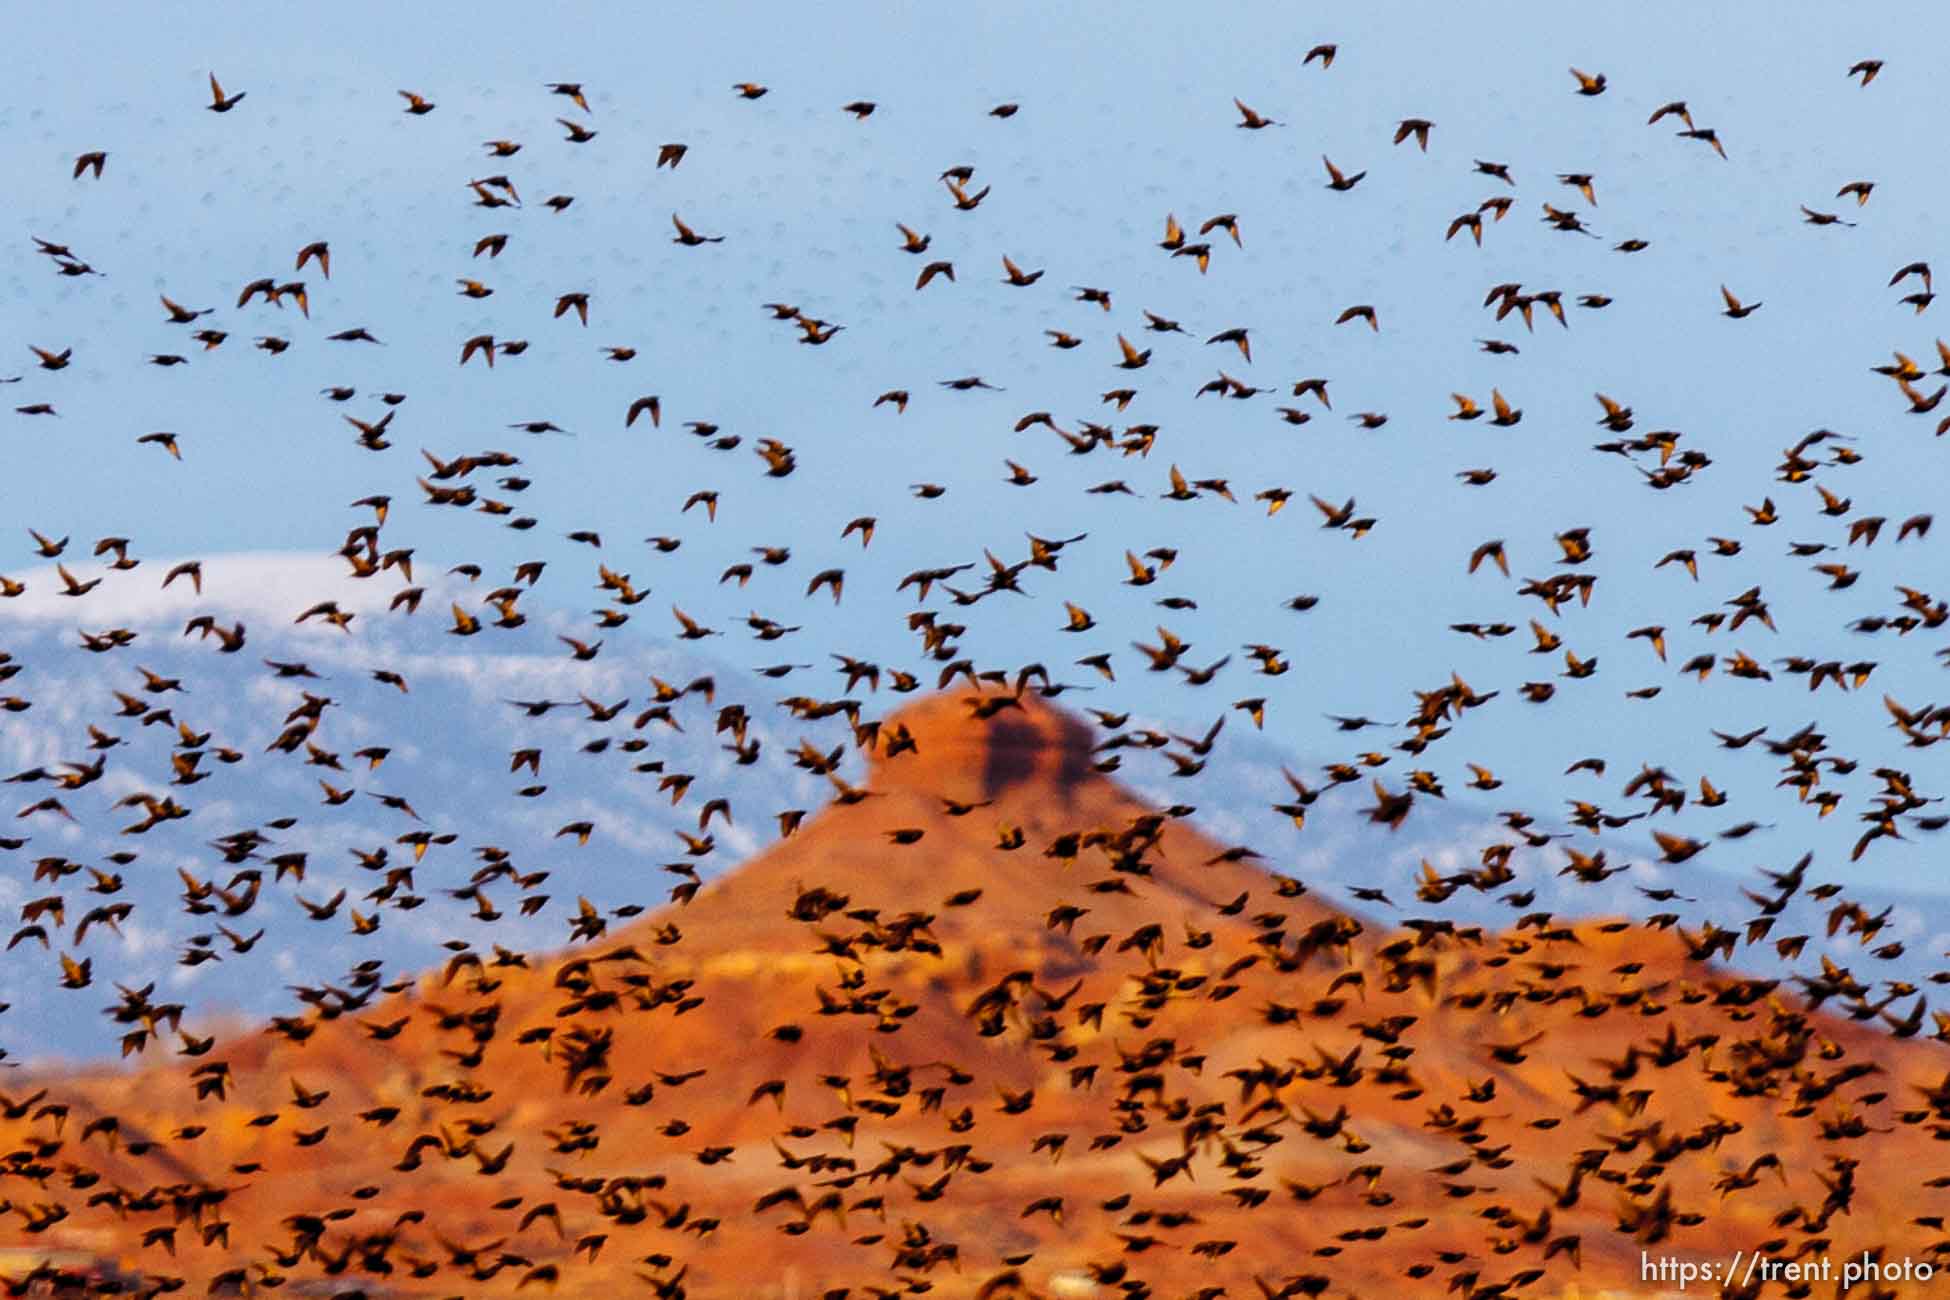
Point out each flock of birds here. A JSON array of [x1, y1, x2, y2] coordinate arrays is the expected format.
[[1, 41, 1949, 1300]]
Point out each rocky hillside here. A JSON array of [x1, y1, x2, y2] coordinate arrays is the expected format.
[[5, 691, 1947, 1298]]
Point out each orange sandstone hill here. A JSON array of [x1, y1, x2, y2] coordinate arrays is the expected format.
[[6, 691, 1949, 1298]]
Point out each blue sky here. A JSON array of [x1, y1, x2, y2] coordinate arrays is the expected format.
[[5, 0, 1950, 1061]]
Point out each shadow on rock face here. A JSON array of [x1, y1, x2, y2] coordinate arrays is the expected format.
[[869, 691, 1097, 804], [983, 706, 1095, 798]]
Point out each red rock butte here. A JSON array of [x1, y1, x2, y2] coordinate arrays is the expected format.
[[4, 689, 1947, 1298], [869, 688, 1103, 799]]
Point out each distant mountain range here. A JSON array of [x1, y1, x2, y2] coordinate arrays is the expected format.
[[1, 552, 1942, 1072]]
